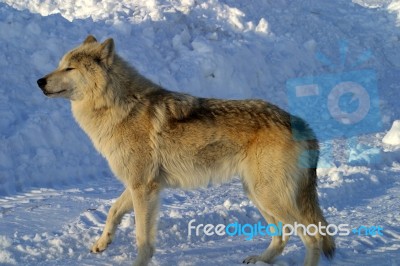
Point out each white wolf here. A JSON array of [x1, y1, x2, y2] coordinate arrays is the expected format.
[[37, 35, 335, 266]]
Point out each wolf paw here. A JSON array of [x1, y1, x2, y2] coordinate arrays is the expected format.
[[90, 234, 112, 253], [242, 255, 262, 264]]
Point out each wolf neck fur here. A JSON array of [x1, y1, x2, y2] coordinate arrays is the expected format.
[[74, 55, 157, 112], [98, 55, 156, 109], [71, 54, 157, 151]]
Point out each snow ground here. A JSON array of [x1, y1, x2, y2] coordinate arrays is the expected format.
[[0, 0, 399, 265]]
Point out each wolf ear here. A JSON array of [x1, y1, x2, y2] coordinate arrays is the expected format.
[[99, 38, 115, 67], [83, 35, 97, 44]]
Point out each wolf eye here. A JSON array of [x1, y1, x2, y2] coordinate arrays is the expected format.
[[65, 67, 75, 71]]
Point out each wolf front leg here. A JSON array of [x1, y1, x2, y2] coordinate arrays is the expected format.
[[91, 189, 132, 253], [130, 181, 161, 266]]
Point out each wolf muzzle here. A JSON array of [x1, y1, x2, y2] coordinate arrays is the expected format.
[[37, 78, 49, 95], [37, 78, 47, 89]]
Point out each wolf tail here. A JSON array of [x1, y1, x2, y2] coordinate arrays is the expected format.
[[298, 139, 336, 260], [309, 167, 336, 260], [322, 231, 336, 260], [305, 167, 336, 260], [293, 116, 336, 260]]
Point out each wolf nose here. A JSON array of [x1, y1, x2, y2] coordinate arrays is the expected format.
[[37, 78, 47, 89]]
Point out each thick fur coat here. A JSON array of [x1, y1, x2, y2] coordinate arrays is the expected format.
[[37, 35, 335, 266]]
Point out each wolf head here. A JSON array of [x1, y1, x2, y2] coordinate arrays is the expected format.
[[37, 35, 115, 100]]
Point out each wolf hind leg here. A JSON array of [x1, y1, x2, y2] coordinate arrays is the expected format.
[[298, 229, 323, 266], [297, 214, 335, 266], [91, 188, 132, 253], [242, 213, 291, 264], [242, 185, 291, 264]]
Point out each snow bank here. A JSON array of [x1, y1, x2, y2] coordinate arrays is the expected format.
[[0, 0, 399, 198], [0, 236, 15, 264], [0, 1, 400, 265], [383, 120, 400, 145]]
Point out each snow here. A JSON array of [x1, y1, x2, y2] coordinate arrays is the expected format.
[[0, 0, 399, 265], [383, 120, 400, 145]]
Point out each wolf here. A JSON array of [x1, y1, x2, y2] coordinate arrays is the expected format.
[[37, 35, 335, 266]]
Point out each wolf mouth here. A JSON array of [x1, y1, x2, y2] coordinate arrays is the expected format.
[[44, 90, 66, 96]]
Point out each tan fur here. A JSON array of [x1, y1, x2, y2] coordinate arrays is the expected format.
[[37, 35, 335, 266]]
